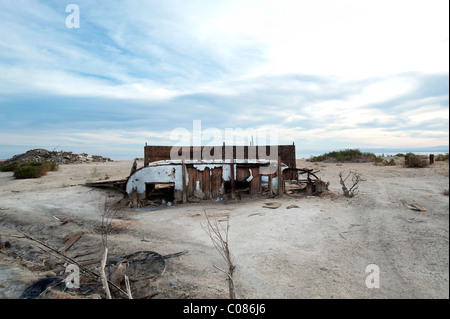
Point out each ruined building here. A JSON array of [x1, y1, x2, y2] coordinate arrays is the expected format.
[[125, 144, 298, 203]]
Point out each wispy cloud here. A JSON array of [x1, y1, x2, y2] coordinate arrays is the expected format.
[[0, 0, 448, 159]]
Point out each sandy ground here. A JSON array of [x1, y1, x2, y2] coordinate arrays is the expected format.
[[0, 158, 448, 299]]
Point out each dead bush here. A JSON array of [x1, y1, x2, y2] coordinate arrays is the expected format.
[[338, 170, 362, 198], [202, 211, 236, 299], [404, 153, 429, 168], [108, 220, 141, 234], [384, 159, 396, 166]]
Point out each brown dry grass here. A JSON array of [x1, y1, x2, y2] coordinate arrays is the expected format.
[[434, 162, 449, 177], [108, 220, 142, 233]]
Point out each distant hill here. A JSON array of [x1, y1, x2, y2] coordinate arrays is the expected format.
[[2, 149, 113, 165]]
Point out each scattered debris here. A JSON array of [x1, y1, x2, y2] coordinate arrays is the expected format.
[[0, 235, 11, 250], [19, 277, 64, 299], [406, 218, 426, 223], [263, 202, 282, 209], [248, 213, 264, 217], [59, 217, 72, 226], [57, 232, 85, 253], [407, 203, 426, 212], [3, 149, 112, 165], [124, 189, 145, 208], [84, 179, 128, 194], [286, 204, 299, 209]]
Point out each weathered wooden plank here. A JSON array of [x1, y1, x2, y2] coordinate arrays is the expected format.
[[58, 232, 84, 253], [230, 162, 235, 199], [278, 156, 283, 195], [236, 167, 250, 181], [250, 167, 261, 195], [187, 166, 197, 198], [211, 167, 223, 199], [203, 167, 211, 199], [182, 159, 187, 203]]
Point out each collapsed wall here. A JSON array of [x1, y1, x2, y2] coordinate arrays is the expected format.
[[126, 159, 286, 203]]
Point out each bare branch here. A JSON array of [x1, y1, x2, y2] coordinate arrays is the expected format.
[[201, 211, 236, 299], [339, 170, 362, 198]]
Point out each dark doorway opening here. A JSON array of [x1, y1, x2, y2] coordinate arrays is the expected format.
[[145, 183, 175, 202]]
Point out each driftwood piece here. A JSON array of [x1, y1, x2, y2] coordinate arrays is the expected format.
[[110, 262, 126, 287], [127, 189, 144, 208], [408, 203, 426, 212], [58, 232, 84, 253], [100, 247, 112, 299], [124, 275, 132, 299], [263, 202, 282, 209]]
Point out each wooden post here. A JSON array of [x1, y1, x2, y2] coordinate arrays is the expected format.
[[230, 159, 235, 199], [268, 174, 274, 195], [182, 159, 187, 203], [278, 156, 283, 195]]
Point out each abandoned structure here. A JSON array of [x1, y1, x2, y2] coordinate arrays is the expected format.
[[122, 144, 327, 204], [143, 144, 297, 169], [127, 158, 285, 203]]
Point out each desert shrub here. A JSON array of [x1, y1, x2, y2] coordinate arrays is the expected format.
[[395, 153, 405, 157], [435, 153, 449, 161], [42, 161, 59, 172], [0, 161, 22, 172], [384, 159, 396, 166], [373, 157, 385, 165], [91, 167, 100, 178], [404, 153, 429, 168], [13, 161, 59, 179], [14, 165, 45, 179], [373, 157, 396, 166], [308, 149, 377, 162]]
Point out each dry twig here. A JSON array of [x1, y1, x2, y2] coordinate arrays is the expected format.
[[201, 211, 236, 299], [339, 170, 362, 198]]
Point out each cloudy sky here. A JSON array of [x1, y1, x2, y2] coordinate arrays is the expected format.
[[0, 0, 448, 159]]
